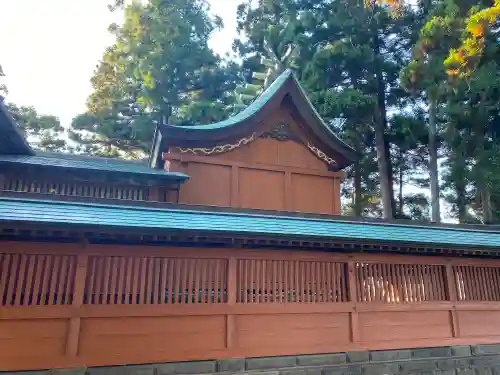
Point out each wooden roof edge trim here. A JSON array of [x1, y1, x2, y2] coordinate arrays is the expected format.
[[0, 99, 35, 155], [1, 193, 500, 235], [157, 70, 356, 168], [0, 221, 498, 258]]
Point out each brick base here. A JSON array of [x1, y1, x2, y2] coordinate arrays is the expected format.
[[3, 345, 500, 375]]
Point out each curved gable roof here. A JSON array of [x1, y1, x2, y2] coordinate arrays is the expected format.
[[158, 69, 356, 170]]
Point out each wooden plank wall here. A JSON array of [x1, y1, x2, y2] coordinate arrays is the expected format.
[[2, 242, 500, 371], [165, 137, 342, 215]]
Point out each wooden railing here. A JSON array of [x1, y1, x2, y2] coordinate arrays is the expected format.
[[2, 242, 500, 371], [2, 177, 150, 201]]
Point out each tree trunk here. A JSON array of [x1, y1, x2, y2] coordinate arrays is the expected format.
[[398, 152, 404, 216], [482, 185, 493, 224], [354, 159, 363, 217], [428, 96, 440, 223], [456, 180, 467, 223], [371, 19, 395, 219]]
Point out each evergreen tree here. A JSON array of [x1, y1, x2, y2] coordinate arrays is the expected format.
[[235, 0, 421, 219], [5, 103, 68, 152], [71, 0, 242, 157]]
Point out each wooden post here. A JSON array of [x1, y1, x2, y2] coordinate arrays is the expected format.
[[348, 260, 360, 343], [231, 166, 239, 208], [226, 256, 237, 349], [284, 171, 293, 211], [149, 185, 161, 202], [445, 263, 460, 337], [66, 252, 88, 357]]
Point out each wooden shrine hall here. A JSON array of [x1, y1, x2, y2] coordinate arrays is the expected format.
[[2, 70, 500, 375]]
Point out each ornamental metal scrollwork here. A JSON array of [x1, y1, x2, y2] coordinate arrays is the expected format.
[[307, 142, 338, 167], [177, 132, 257, 155], [259, 122, 295, 141]]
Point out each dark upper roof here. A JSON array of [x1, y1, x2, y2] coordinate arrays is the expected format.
[[0, 101, 188, 184], [0, 152, 189, 184], [1, 195, 500, 251], [154, 69, 356, 170], [0, 98, 34, 155]]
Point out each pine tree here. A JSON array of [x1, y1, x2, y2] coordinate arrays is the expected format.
[[71, 0, 241, 157]]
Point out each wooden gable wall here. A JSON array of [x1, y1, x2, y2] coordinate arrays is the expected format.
[[164, 107, 343, 214]]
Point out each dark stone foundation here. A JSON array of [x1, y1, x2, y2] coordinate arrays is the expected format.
[[3, 344, 500, 375]]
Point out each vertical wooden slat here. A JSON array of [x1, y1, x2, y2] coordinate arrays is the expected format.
[[389, 263, 397, 303], [49, 255, 61, 306], [146, 258, 154, 304], [468, 266, 477, 300], [58, 256, 69, 305], [24, 255, 36, 306], [485, 267, 494, 301], [0, 254, 10, 305], [116, 257, 126, 305], [414, 264, 421, 302], [463, 266, 472, 300], [446, 264, 457, 302], [261, 260, 267, 303], [491, 267, 499, 300], [478, 267, 487, 300], [173, 258, 181, 304], [227, 257, 237, 305], [39, 255, 52, 306], [315, 261, 321, 303], [67, 258, 77, 305], [493, 267, 500, 301], [139, 257, 147, 305], [102, 257, 111, 304], [123, 257, 132, 305], [153, 258, 161, 305], [32, 255, 44, 305], [160, 259, 167, 305], [249, 259, 254, 303], [108, 257, 117, 305], [14, 254, 27, 306], [417, 264, 427, 302], [215, 259, 221, 303], [131, 257, 140, 304], [479, 267, 487, 301], [331, 262, 338, 303], [90, 256, 103, 304], [368, 264, 374, 302], [242, 259, 248, 303], [283, 260, 289, 303], [375, 263, 381, 302], [197, 258, 204, 303], [187, 258, 194, 304], [167, 258, 175, 304], [361, 263, 367, 303], [427, 265, 435, 301]]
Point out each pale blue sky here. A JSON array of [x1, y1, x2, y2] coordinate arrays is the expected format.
[[0, 0, 238, 125]]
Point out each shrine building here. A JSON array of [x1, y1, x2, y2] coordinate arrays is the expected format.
[[1, 70, 500, 375]]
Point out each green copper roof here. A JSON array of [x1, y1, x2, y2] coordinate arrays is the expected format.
[[1, 196, 499, 249], [165, 69, 295, 131], [158, 69, 356, 170], [0, 152, 189, 183]]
